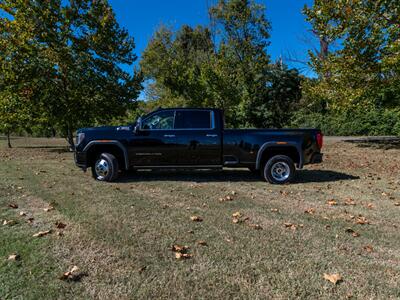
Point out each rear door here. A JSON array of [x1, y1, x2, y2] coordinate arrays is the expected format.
[[174, 109, 222, 166]]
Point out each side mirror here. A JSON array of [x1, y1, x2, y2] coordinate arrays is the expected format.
[[133, 117, 142, 134]]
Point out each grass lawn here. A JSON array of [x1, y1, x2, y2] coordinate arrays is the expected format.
[[1, 136, 399, 299]]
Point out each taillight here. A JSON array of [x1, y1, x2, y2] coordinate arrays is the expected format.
[[316, 132, 323, 149]]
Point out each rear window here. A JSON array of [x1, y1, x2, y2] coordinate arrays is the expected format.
[[175, 110, 212, 129]]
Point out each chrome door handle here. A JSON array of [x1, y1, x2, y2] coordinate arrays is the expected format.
[[163, 134, 175, 138], [206, 134, 218, 137]]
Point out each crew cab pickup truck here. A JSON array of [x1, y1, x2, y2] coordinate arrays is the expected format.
[[74, 108, 323, 184]]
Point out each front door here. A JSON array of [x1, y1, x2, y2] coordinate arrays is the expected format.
[[174, 110, 222, 166], [129, 110, 177, 166]]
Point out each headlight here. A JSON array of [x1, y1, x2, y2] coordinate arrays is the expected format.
[[76, 133, 85, 146]]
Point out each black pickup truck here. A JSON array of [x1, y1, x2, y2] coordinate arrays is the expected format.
[[74, 108, 323, 184]]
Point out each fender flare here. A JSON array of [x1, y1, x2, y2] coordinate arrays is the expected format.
[[255, 141, 303, 170], [83, 140, 129, 170]]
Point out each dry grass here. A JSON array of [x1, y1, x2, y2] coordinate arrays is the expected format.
[[1, 136, 399, 299]]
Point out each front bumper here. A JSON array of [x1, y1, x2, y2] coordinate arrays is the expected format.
[[74, 151, 88, 169]]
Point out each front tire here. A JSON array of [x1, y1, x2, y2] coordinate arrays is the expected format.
[[92, 153, 119, 182], [263, 155, 295, 184]]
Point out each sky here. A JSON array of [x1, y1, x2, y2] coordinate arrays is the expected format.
[[109, 0, 316, 77]]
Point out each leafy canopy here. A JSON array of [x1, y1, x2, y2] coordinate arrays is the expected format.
[[141, 0, 302, 128], [0, 0, 142, 146]]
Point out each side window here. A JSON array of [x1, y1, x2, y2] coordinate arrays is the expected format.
[[175, 110, 212, 129], [141, 111, 175, 130]]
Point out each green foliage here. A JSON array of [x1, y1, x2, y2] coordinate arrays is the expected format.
[[141, 25, 215, 108], [140, 0, 301, 128], [291, 108, 400, 136], [250, 64, 302, 128], [303, 0, 400, 111], [0, 0, 142, 147]]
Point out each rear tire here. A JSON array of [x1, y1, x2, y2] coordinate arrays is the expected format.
[[91, 153, 119, 182], [263, 155, 295, 184]]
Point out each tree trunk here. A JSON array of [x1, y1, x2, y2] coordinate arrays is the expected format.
[[66, 125, 75, 151], [7, 130, 12, 148]]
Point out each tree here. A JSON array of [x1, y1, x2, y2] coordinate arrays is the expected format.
[[141, 25, 215, 108], [303, 0, 400, 111], [141, 0, 302, 128], [251, 63, 302, 128], [0, 0, 142, 148], [0, 11, 44, 147]]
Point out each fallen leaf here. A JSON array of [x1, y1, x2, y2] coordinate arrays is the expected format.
[[190, 216, 203, 222], [43, 206, 54, 212], [3, 220, 16, 226], [8, 253, 20, 261], [345, 227, 360, 236], [363, 245, 373, 253], [323, 273, 342, 285], [248, 224, 262, 230], [171, 245, 189, 253], [60, 266, 81, 281], [355, 216, 370, 225], [219, 194, 234, 202], [175, 252, 192, 259], [232, 212, 242, 218], [8, 203, 18, 209], [304, 208, 315, 214], [232, 218, 241, 224], [33, 230, 52, 237], [366, 203, 374, 209], [171, 244, 192, 259], [196, 240, 207, 246], [344, 198, 356, 206], [55, 221, 66, 229], [285, 222, 303, 230], [327, 200, 337, 206]]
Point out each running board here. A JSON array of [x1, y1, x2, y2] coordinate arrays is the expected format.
[[132, 165, 223, 170]]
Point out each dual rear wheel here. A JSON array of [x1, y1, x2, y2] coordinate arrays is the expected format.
[[250, 155, 295, 184]]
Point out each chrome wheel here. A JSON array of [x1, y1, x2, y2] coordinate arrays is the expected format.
[[270, 161, 290, 182], [95, 159, 109, 180]]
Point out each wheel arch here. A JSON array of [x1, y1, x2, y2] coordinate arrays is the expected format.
[[83, 141, 129, 170], [256, 142, 303, 170]]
